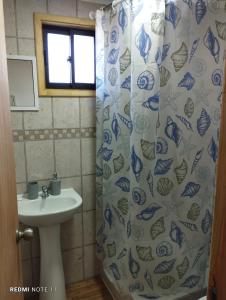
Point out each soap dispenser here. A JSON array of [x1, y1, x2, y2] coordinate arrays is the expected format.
[[49, 172, 61, 195]]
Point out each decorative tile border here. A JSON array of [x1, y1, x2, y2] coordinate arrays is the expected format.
[[13, 128, 96, 142], [13, 130, 25, 142], [53, 128, 81, 139], [81, 127, 96, 138]]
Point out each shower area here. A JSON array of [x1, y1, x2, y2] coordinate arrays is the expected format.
[[95, 0, 226, 299]]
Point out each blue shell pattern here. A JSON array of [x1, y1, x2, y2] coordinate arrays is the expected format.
[[135, 25, 152, 63], [95, 2, 225, 298]]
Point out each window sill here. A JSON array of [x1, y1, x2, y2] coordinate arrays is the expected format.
[[38, 87, 96, 97]]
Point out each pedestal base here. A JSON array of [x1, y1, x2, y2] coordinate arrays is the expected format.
[[39, 225, 67, 300]]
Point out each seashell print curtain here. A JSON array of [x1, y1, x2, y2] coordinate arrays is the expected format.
[[95, 0, 226, 298]]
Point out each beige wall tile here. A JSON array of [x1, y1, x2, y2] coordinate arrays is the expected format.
[[53, 98, 80, 129], [48, 0, 76, 17], [16, 0, 47, 38], [82, 175, 95, 211], [61, 213, 83, 250], [83, 210, 96, 245], [24, 98, 52, 130], [55, 139, 81, 177], [3, 0, 16, 36], [11, 112, 23, 130], [63, 248, 83, 284], [16, 182, 26, 194], [14, 142, 26, 183], [81, 138, 96, 175], [26, 140, 54, 181], [80, 97, 96, 128], [77, 1, 101, 18], [84, 244, 99, 279], [18, 38, 35, 55], [5, 37, 17, 55]]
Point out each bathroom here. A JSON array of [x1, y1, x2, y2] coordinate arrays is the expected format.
[[0, 0, 226, 299]]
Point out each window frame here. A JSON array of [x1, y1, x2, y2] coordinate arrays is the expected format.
[[43, 24, 96, 90], [34, 13, 96, 97]]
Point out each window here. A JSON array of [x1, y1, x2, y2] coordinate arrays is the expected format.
[[43, 25, 95, 89], [34, 13, 96, 97]]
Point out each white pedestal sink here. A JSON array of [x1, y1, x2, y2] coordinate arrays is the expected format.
[[18, 188, 82, 300]]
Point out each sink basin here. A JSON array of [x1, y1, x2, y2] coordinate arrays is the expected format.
[[18, 188, 82, 227], [18, 188, 82, 300]]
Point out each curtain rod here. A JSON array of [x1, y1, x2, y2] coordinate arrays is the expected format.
[[101, 1, 113, 10], [89, 0, 128, 19], [101, 0, 125, 10]]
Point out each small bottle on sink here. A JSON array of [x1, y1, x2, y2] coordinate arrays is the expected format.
[[49, 172, 61, 195]]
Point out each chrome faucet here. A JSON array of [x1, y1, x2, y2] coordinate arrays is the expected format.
[[41, 185, 49, 199]]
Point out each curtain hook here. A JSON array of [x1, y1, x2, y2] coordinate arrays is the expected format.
[[89, 11, 96, 20], [112, 0, 117, 12]]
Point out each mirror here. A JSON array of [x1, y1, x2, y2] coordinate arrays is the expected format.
[[7, 55, 39, 111]]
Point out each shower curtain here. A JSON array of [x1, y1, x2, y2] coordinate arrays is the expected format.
[[96, 0, 226, 298]]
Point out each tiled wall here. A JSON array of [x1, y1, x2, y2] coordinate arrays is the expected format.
[[3, 0, 101, 292]]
